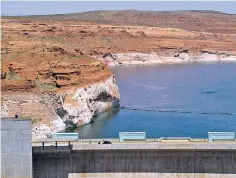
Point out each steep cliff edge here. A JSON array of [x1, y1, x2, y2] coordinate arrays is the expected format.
[[2, 76, 119, 138], [58, 76, 119, 127]]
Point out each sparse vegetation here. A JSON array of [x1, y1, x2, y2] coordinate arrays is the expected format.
[[11, 10, 236, 33], [101, 36, 112, 45], [35, 80, 57, 91], [32, 117, 42, 125], [6, 71, 20, 80]]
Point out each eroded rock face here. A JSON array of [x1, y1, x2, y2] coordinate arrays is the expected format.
[[1, 75, 120, 139], [57, 75, 120, 127]]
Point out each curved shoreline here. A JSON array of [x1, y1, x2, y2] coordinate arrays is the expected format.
[[94, 52, 236, 66]]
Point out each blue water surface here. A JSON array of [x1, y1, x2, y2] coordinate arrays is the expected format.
[[74, 63, 236, 138]]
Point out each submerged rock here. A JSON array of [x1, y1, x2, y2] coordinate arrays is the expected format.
[[202, 90, 218, 95]]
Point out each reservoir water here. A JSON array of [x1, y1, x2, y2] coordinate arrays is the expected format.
[[75, 63, 236, 138]]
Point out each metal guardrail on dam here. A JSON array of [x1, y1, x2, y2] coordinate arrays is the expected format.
[[32, 132, 236, 147]]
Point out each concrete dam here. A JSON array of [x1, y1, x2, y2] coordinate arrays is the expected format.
[[2, 118, 236, 178], [33, 143, 236, 178]]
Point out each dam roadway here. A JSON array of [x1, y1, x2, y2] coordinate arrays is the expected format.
[[32, 139, 236, 178]]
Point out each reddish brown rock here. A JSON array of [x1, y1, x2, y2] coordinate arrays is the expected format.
[[9, 62, 26, 74]]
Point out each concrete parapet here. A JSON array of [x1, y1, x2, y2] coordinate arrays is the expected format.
[[71, 142, 236, 150], [69, 173, 236, 178]]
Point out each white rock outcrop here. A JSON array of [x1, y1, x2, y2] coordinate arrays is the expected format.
[[32, 124, 52, 139], [32, 117, 67, 139], [32, 75, 119, 138], [95, 51, 236, 66], [1, 102, 9, 118], [58, 75, 120, 127]]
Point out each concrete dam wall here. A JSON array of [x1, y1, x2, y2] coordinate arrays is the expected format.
[[1, 118, 32, 178], [33, 146, 236, 178]]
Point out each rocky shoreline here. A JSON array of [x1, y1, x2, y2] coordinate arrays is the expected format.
[[2, 13, 236, 139], [2, 75, 120, 139], [95, 51, 236, 66]]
